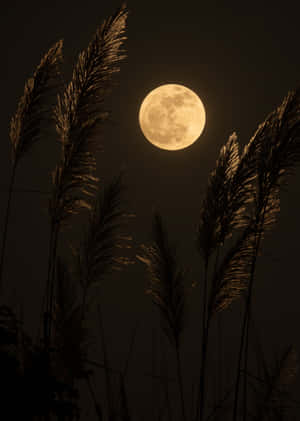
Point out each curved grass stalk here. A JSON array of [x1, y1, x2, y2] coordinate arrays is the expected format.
[[86, 373, 103, 421], [0, 161, 17, 295], [0, 39, 63, 295], [195, 132, 257, 421], [137, 211, 187, 421], [97, 300, 114, 421], [232, 230, 259, 421], [233, 87, 300, 421], [195, 260, 208, 421], [46, 5, 128, 349], [160, 333, 173, 421], [76, 172, 133, 321]]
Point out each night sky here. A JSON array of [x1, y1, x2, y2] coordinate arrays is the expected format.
[[1, 1, 300, 419]]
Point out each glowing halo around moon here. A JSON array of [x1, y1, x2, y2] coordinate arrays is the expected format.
[[138, 84, 206, 151]]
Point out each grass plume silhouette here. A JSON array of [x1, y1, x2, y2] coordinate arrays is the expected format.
[[1, 3, 300, 421]]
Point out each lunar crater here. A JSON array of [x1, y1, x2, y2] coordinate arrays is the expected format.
[[139, 84, 206, 151]]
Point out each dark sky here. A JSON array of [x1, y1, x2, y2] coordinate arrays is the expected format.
[[1, 0, 300, 419]]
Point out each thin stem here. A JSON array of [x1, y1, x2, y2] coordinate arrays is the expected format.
[[123, 319, 140, 378], [44, 223, 54, 348], [175, 342, 187, 421], [205, 381, 236, 421], [198, 317, 211, 421], [48, 224, 59, 345], [161, 334, 172, 421], [232, 262, 255, 421], [241, 369, 300, 407], [232, 220, 263, 421], [36, 284, 47, 347], [86, 374, 103, 421], [196, 259, 209, 421], [152, 325, 156, 421], [97, 300, 114, 421], [0, 161, 17, 295], [243, 309, 250, 421], [242, 211, 267, 421], [213, 247, 222, 406], [44, 221, 58, 350], [81, 285, 88, 322], [217, 313, 223, 403]]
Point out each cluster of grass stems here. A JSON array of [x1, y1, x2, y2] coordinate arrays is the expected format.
[[1, 3, 300, 420]]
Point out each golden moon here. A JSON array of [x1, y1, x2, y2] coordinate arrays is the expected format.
[[139, 84, 206, 151]]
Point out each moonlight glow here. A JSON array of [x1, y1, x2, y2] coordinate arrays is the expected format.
[[139, 84, 206, 151]]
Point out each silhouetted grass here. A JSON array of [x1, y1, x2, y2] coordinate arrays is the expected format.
[[0, 39, 63, 295], [1, 3, 300, 421], [46, 3, 128, 356], [137, 211, 187, 421]]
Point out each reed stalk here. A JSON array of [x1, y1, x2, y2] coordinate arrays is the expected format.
[[137, 211, 187, 421], [175, 341, 187, 421], [86, 374, 103, 421], [47, 5, 128, 351], [213, 248, 223, 407], [97, 300, 114, 421], [232, 230, 259, 421], [195, 131, 257, 421], [160, 334, 172, 421], [195, 260, 208, 421], [0, 39, 63, 297], [0, 161, 17, 295], [234, 87, 300, 421]]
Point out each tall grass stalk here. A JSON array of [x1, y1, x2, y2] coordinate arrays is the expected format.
[[0, 161, 17, 295], [160, 334, 172, 421], [137, 212, 187, 421], [232, 230, 260, 421], [217, 312, 223, 404], [260, 346, 298, 420], [98, 301, 114, 421], [86, 374, 103, 421], [0, 40, 63, 295], [117, 320, 139, 421], [242, 310, 250, 421], [151, 326, 157, 421], [195, 260, 208, 421], [119, 371, 131, 421], [75, 172, 133, 316], [175, 340, 187, 421], [46, 5, 128, 350], [232, 88, 300, 421], [195, 132, 256, 421], [123, 319, 139, 379], [213, 248, 223, 407]]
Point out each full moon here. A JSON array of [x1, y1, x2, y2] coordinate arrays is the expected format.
[[139, 84, 206, 151]]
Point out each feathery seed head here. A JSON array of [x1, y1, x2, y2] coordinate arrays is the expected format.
[[10, 39, 63, 165], [50, 7, 128, 227]]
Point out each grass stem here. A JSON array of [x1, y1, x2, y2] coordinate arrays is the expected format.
[[0, 161, 17, 295], [175, 342, 187, 421], [196, 260, 209, 421]]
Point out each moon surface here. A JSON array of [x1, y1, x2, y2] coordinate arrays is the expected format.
[[139, 84, 206, 151]]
